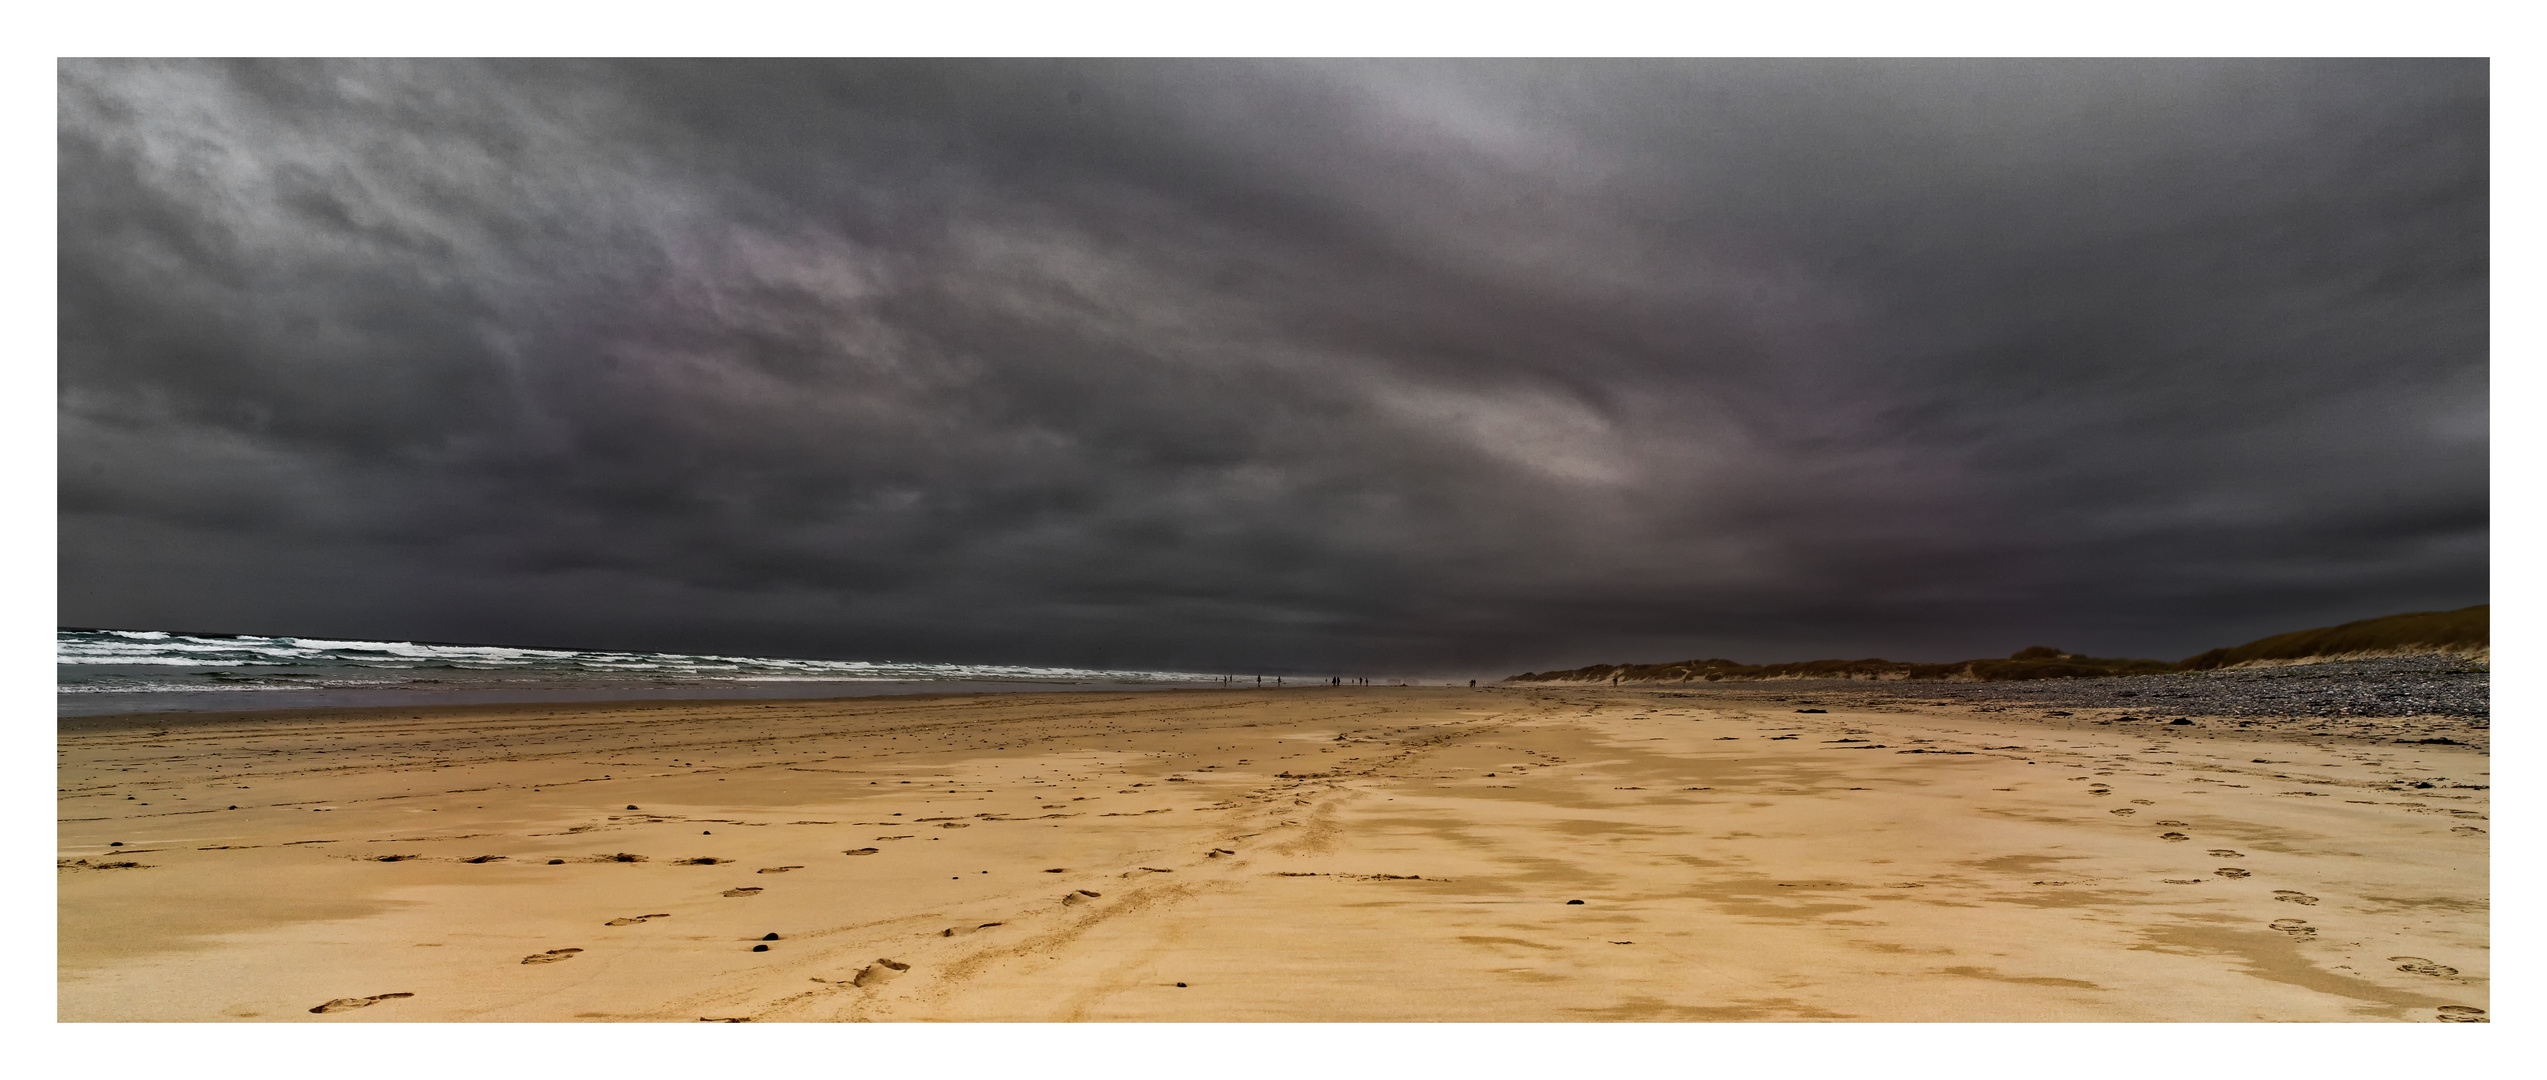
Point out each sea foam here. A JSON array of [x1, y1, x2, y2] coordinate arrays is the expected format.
[[58, 628, 1226, 692]]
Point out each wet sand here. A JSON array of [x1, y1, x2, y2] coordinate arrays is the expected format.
[[58, 687, 2488, 1022]]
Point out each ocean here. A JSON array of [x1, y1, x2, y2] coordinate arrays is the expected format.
[[57, 628, 1242, 717]]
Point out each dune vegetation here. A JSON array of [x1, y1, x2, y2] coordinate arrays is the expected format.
[[1509, 605, 2487, 684], [2176, 605, 2488, 670]]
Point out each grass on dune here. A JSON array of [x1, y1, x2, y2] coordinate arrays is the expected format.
[[2176, 605, 2487, 670], [1509, 605, 2488, 684]]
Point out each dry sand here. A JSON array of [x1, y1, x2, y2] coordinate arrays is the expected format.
[[58, 686, 2488, 1022]]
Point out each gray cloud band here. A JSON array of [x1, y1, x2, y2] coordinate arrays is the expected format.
[[58, 59, 2487, 672]]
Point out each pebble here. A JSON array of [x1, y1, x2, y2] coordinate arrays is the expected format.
[[1931, 656, 2487, 719], [1664, 656, 2488, 746]]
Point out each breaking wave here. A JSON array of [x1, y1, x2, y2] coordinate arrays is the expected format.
[[58, 628, 1228, 693]]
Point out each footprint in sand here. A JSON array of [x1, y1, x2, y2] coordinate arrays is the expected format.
[[843, 848, 880, 856], [756, 866, 804, 874], [674, 857, 725, 865], [462, 855, 505, 864], [2129, 799, 2155, 805], [1060, 889, 1103, 906], [309, 992, 413, 1013], [851, 958, 911, 987], [604, 913, 671, 926], [721, 887, 764, 897], [2214, 867, 2251, 878], [520, 948, 583, 965], [2154, 820, 2188, 827], [941, 922, 1005, 937], [2437, 1006, 2487, 1022], [2161, 878, 2206, 885], [2272, 890, 2320, 906], [2109, 808, 2137, 816], [2391, 956, 2461, 977], [2158, 832, 2191, 842], [2269, 919, 2316, 938], [2208, 849, 2244, 858]]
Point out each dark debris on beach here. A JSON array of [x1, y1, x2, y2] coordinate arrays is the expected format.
[[1906, 656, 2486, 719], [1610, 656, 2488, 749], [1632, 656, 2484, 718]]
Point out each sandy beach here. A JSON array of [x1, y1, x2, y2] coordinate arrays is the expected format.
[[58, 686, 2488, 1022]]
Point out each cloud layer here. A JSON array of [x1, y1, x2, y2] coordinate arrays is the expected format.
[[59, 59, 2488, 672]]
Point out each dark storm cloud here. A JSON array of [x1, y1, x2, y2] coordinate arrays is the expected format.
[[58, 59, 2487, 671]]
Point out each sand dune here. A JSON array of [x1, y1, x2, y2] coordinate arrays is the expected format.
[[58, 687, 2486, 1021]]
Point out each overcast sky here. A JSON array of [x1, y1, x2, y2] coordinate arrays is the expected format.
[[57, 59, 2486, 673]]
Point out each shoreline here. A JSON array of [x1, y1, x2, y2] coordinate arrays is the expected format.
[[55, 683, 1330, 735], [54, 678, 1259, 722]]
